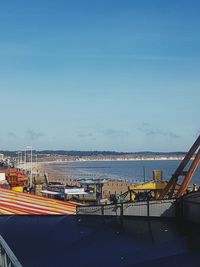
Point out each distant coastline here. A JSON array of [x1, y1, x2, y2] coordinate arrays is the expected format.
[[1, 150, 189, 165], [37, 156, 185, 165]]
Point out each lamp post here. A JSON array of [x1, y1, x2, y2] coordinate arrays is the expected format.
[[143, 166, 146, 183], [20, 152, 23, 166], [24, 149, 27, 173], [35, 154, 38, 174], [26, 146, 33, 188], [17, 151, 20, 170]]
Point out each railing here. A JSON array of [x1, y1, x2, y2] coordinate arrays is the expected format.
[[77, 199, 176, 218], [0, 235, 22, 267]]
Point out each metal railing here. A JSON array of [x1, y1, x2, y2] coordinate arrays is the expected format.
[[0, 235, 22, 267], [77, 199, 176, 218]]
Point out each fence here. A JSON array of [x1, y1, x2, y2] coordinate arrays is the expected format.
[[0, 235, 22, 267], [76, 199, 176, 218]]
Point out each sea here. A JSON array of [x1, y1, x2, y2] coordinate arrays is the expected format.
[[53, 160, 200, 184]]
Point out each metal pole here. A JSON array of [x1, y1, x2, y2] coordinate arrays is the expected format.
[[26, 146, 33, 188], [30, 146, 32, 188], [24, 148, 27, 173], [36, 154, 38, 174], [17, 152, 20, 170], [0, 235, 23, 267], [143, 166, 146, 183], [20, 152, 22, 166]]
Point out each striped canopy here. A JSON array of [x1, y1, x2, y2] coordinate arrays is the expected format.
[[0, 188, 77, 215]]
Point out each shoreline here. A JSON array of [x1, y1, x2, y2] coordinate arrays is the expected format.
[[36, 157, 184, 165], [33, 158, 182, 183], [20, 157, 186, 184]]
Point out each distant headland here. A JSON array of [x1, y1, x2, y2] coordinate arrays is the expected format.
[[0, 150, 187, 162]]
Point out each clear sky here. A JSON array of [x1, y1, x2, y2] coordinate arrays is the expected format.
[[0, 0, 199, 152]]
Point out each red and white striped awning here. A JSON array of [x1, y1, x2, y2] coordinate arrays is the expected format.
[[0, 188, 77, 215]]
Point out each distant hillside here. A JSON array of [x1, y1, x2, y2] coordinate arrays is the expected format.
[[0, 150, 186, 158], [36, 150, 186, 157]]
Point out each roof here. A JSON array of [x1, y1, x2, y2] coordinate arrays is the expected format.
[[0, 188, 77, 215], [41, 190, 64, 195]]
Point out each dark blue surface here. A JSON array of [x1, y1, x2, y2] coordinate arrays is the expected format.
[[0, 216, 200, 267]]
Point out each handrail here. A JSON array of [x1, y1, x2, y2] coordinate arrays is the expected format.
[[0, 235, 23, 267], [77, 199, 176, 217]]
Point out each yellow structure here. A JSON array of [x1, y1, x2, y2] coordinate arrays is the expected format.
[[11, 186, 24, 192], [129, 181, 180, 200], [129, 181, 167, 191], [153, 170, 163, 181]]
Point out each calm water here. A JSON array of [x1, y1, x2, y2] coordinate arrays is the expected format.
[[55, 160, 200, 184]]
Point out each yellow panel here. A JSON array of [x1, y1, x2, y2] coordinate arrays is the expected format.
[[11, 186, 24, 192], [129, 181, 181, 191], [129, 181, 167, 190]]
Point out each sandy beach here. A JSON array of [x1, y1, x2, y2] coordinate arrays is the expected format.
[[32, 161, 133, 198]]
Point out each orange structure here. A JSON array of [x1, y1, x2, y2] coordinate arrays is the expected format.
[[159, 135, 200, 199], [0, 168, 29, 192], [6, 170, 28, 186]]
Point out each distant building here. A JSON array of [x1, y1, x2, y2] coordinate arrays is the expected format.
[[0, 154, 4, 161]]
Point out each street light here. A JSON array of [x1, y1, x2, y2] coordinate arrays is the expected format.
[[17, 151, 20, 169], [20, 152, 23, 166], [17, 151, 23, 169], [24, 149, 27, 173], [35, 154, 38, 174], [26, 146, 33, 188]]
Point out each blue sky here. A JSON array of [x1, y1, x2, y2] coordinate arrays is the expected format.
[[0, 0, 199, 151]]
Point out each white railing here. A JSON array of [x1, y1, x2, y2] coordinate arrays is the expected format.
[[0, 235, 22, 267]]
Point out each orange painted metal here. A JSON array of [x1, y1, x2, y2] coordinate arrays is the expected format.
[[159, 135, 200, 199], [3, 168, 28, 188], [176, 148, 200, 198]]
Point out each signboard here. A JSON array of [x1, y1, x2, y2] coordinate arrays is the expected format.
[[65, 188, 87, 195], [47, 185, 65, 193], [0, 173, 6, 182]]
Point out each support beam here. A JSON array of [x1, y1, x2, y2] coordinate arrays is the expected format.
[[176, 148, 200, 198], [159, 135, 200, 199]]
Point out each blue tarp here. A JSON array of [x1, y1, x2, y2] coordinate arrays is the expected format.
[[0, 216, 200, 267]]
